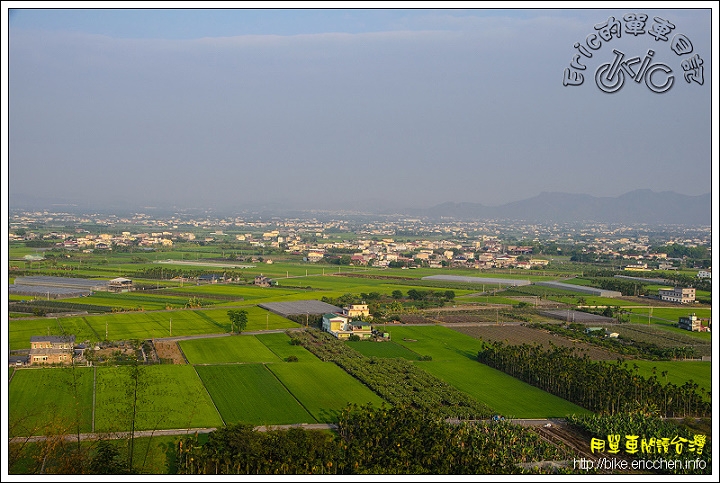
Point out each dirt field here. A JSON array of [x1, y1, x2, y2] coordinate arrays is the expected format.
[[451, 324, 625, 361], [153, 340, 186, 364]]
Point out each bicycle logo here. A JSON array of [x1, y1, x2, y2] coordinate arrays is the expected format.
[[562, 13, 705, 94], [595, 49, 673, 93]]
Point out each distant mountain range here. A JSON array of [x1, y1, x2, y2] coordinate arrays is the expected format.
[[10, 189, 711, 225], [402, 190, 711, 225]]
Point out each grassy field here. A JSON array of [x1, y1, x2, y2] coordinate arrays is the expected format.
[[194, 364, 314, 426], [267, 362, 385, 423], [93, 365, 223, 432], [9, 366, 94, 437], [179, 335, 282, 364], [345, 339, 422, 360], [255, 332, 321, 362], [388, 325, 592, 418], [8, 308, 301, 351], [629, 360, 712, 397]]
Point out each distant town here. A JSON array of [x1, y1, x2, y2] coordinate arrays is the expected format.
[[8, 208, 712, 273]]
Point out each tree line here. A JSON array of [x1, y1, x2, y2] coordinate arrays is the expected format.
[[175, 404, 572, 475], [477, 342, 710, 418]]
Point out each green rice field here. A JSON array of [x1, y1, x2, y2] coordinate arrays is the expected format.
[[345, 339, 422, 360], [8, 308, 300, 351], [9, 366, 94, 437], [93, 365, 223, 432], [256, 332, 321, 362], [630, 360, 712, 397], [267, 362, 385, 422], [388, 325, 592, 418], [179, 335, 282, 364], [194, 364, 313, 426]]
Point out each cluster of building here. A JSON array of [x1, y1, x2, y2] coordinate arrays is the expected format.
[[9, 210, 711, 265]]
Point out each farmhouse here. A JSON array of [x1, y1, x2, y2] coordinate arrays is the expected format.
[[321, 313, 373, 340], [678, 313, 709, 332], [254, 275, 276, 287], [342, 303, 370, 318], [658, 287, 696, 304], [29, 335, 75, 365], [198, 274, 223, 283], [108, 277, 133, 292]]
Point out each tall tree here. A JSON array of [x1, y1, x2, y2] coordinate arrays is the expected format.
[[227, 310, 249, 334]]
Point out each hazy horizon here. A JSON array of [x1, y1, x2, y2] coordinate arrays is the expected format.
[[6, 6, 715, 213]]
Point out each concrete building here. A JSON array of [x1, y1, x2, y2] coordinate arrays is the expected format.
[[29, 335, 75, 365], [678, 313, 708, 332], [658, 287, 696, 304]]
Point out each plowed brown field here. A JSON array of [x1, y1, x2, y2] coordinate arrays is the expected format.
[[451, 324, 625, 361]]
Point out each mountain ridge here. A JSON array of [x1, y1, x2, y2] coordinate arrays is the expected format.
[[403, 190, 711, 224], [10, 189, 712, 225]]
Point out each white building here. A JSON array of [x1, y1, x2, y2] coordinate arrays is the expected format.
[[658, 287, 696, 304]]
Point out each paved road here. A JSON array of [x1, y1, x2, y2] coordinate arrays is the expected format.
[[9, 423, 339, 444], [9, 419, 557, 444]]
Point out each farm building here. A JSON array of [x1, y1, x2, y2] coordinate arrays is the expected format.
[[254, 275, 277, 287], [108, 277, 133, 292], [422, 275, 532, 287], [8, 275, 111, 299], [658, 287, 696, 304], [321, 313, 373, 340], [29, 335, 76, 365], [535, 281, 622, 298], [198, 274, 225, 283], [678, 313, 709, 332], [539, 310, 616, 324], [8, 285, 91, 299], [258, 300, 341, 318], [342, 303, 370, 318], [13, 276, 109, 291]]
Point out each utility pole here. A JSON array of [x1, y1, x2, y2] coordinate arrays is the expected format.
[[170, 317, 172, 336], [266, 312, 269, 330]]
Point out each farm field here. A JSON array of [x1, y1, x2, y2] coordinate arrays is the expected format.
[[62, 292, 215, 310], [384, 325, 483, 361], [256, 332, 321, 362], [450, 324, 622, 361], [179, 335, 282, 364], [418, 358, 591, 418], [9, 366, 94, 437], [194, 364, 313, 426], [93, 365, 223, 432], [267, 362, 385, 423], [608, 323, 713, 356], [386, 326, 592, 417], [8, 308, 301, 351], [345, 339, 422, 360], [630, 360, 712, 397]]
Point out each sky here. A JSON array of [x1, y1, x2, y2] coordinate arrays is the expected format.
[[3, 3, 717, 213]]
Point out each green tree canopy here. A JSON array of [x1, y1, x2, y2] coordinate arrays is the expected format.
[[227, 309, 249, 334]]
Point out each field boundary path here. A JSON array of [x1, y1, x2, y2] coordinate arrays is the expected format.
[[10, 419, 556, 444], [9, 424, 338, 444]]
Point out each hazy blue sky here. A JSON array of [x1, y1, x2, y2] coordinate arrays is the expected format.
[[5, 4, 716, 212]]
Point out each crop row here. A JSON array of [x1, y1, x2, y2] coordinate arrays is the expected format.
[[291, 329, 494, 419]]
